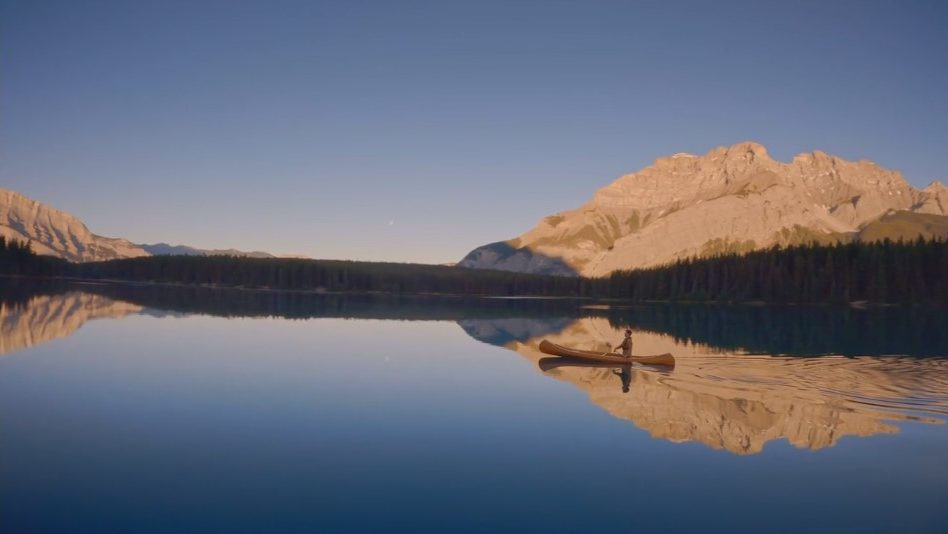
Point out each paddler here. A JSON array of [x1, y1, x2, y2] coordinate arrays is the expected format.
[[614, 329, 633, 358]]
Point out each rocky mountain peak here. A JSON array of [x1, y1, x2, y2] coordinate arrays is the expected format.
[[721, 140, 771, 162], [915, 180, 948, 215], [460, 143, 948, 276], [0, 187, 150, 261], [925, 180, 947, 192], [1, 187, 92, 239], [0, 187, 289, 262]]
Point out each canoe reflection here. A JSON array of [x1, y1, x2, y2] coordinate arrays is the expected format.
[[538, 358, 677, 394], [508, 318, 948, 455]]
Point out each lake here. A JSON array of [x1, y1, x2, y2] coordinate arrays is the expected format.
[[1, 279, 947, 533]]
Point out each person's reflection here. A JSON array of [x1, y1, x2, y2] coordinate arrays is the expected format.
[[611, 365, 632, 393]]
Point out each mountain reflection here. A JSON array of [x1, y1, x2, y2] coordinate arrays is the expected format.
[[5, 279, 943, 357], [1, 279, 946, 455], [0, 291, 144, 355], [463, 316, 948, 455]]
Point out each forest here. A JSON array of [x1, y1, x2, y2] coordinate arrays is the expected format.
[[0, 235, 945, 304], [600, 237, 948, 304]]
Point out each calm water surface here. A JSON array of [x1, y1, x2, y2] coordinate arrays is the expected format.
[[1, 281, 947, 533]]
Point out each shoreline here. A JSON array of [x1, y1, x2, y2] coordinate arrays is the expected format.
[[0, 274, 928, 308]]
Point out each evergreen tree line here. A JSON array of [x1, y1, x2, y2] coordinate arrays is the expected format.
[[601, 238, 948, 304], [600, 303, 948, 357], [73, 255, 583, 295], [0, 236, 945, 304], [0, 237, 67, 277], [4, 276, 945, 357]]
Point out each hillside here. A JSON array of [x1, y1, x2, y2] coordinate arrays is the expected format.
[[460, 142, 948, 275], [0, 187, 283, 261], [0, 188, 150, 261]]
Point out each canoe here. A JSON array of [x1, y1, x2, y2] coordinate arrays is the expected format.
[[538, 339, 675, 367]]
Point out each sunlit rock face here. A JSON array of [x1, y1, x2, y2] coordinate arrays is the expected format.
[[915, 180, 948, 215], [460, 142, 948, 275], [0, 292, 144, 356], [0, 187, 283, 261], [0, 188, 150, 261], [467, 316, 948, 455]]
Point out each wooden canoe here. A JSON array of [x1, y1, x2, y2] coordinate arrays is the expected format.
[[538, 339, 675, 367]]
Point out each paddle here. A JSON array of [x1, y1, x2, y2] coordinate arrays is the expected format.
[[600, 348, 630, 361]]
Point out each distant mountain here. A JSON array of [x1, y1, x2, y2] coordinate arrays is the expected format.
[[138, 243, 276, 258], [460, 142, 948, 276], [0, 187, 286, 261]]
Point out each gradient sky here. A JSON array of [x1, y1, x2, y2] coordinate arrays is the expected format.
[[2, 1, 946, 263]]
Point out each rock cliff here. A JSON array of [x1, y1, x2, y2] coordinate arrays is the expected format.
[[460, 142, 948, 275], [0, 188, 150, 261], [0, 187, 284, 261]]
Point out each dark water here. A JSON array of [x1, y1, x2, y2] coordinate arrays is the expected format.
[[1, 280, 947, 533]]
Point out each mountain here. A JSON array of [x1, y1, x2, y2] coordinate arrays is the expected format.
[[0, 187, 285, 261], [460, 142, 948, 276], [0, 188, 150, 261], [138, 243, 276, 258]]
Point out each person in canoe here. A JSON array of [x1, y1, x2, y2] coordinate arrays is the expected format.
[[613, 329, 633, 358]]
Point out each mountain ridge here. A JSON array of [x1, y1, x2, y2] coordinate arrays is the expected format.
[[0, 187, 286, 261], [138, 243, 276, 259], [0, 188, 150, 261], [460, 142, 948, 276]]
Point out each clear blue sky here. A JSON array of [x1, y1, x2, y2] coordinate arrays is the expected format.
[[2, 1, 946, 263]]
